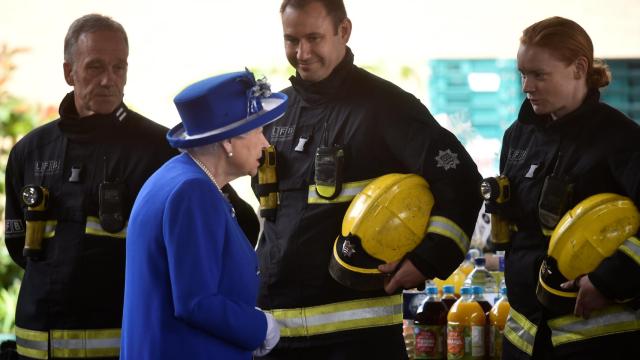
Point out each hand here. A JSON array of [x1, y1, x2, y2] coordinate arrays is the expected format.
[[378, 259, 426, 294], [253, 311, 280, 357], [561, 275, 612, 319]]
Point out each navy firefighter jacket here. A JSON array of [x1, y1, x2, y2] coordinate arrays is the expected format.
[[4, 92, 176, 335], [255, 48, 483, 347]]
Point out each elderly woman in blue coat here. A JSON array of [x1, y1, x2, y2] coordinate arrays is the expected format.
[[120, 70, 287, 359]]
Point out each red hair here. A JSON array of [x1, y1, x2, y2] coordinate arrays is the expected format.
[[521, 16, 610, 89]]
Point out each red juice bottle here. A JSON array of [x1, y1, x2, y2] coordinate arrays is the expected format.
[[414, 286, 447, 359]]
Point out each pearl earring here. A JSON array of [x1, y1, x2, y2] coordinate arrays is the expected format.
[[227, 152, 233, 158]]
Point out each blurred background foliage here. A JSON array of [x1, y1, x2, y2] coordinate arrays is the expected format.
[[0, 44, 55, 334]]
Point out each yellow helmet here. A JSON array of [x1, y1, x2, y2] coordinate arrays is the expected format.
[[537, 193, 640, 314], [328, 173, 434, 290]]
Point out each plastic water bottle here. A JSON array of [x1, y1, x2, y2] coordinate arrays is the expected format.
[[491, 251, 506, 304], [464, 257, 499, 305]]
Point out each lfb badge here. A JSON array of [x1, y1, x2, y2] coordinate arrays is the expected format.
[[342, 239, 357, 257], [435, 149, 460, 171]]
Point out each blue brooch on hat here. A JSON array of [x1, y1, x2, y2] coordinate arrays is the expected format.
[[167, 70, 288, 148]]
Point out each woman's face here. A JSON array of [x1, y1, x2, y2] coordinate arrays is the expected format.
[[517, 44, 587, 120], [228, 127, 269, 177]]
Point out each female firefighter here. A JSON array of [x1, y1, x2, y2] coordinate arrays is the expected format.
[[493, 16, 640, 360]]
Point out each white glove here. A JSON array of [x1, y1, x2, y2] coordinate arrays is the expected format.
[[252, 311, 280, 357]]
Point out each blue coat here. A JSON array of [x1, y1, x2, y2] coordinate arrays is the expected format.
[[121, 153, 266, 359]]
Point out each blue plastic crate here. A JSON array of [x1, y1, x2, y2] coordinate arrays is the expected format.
[[474, 125, 506, 139], [601, 59, 640, 120]]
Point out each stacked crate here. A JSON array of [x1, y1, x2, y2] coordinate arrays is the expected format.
[[428, 58, 640, 135], [601, 59, 640, 123], [428, 59, 524, 140]]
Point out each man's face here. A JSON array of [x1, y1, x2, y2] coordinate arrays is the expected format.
[[282, 2, 351, 83], [63, 31, 128, 117]]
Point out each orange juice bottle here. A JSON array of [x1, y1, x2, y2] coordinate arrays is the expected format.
[[470, 286, 492, 360], [435, 267, 467, 296], [489, 288, 510, 360], [447, 287, 485, 359], [459, 249, 480, 276]]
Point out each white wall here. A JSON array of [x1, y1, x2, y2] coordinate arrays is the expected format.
[[2, 0, 639, 206], [3, 0, 640, 125]]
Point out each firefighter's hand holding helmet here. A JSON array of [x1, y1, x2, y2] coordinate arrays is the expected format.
[[328, 173, 434, 292], [560, 275, 613, 319], [378, 259, 426, 294]]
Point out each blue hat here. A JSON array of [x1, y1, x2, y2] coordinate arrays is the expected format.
[[167, 70, 287, 148]]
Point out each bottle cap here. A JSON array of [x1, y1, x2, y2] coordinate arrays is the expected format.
[[472, 285, 484, 295], [426, 286, 439, 295], [443, 285, 455, 294]]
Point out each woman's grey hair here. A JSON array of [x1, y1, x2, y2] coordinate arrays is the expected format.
[[64, 14, 128, 63], [183, 142, 224, 156]]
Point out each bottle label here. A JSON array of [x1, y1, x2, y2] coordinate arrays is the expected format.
[[447, 324, 466, 359], [489, 326, 495, 357], [403, 320, 415, 356], [471, 325, 485, 357], [490, 326, 504, 360], [414, 324, 444, 359]]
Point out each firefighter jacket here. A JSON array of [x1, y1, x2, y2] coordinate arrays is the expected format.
[[255, 48, 483, 348], [4, 92, 177, 359], [498, 91, 640, 359]]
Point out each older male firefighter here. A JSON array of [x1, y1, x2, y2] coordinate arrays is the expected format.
[[2, 14, 179, 360]]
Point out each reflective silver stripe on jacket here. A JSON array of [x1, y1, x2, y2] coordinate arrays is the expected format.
[[15, 326, 48, 360], [548, 305, 640, 346], [426, 216, 469, 254], [85, 216, 127, 238], [42, 220, 57, 238], [268, 294, 403, 337], [23, 218, 128, 240], [15, 327, 121, 359], [503, 307, 537, 356], [620, 236, 640, 265], [307, 179, 373, 204]]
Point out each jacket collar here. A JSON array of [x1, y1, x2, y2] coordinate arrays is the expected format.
[[289, 47, 355, 106], [58, 92, 128, 142], [518, 90, 601, 132]]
